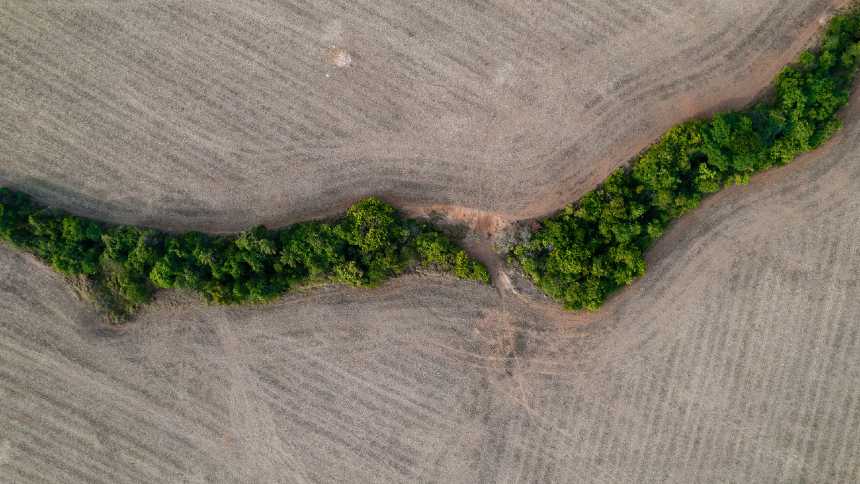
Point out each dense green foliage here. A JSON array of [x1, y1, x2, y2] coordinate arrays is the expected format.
[[511, 10, 860, 311], [0, 191, 489, 319]]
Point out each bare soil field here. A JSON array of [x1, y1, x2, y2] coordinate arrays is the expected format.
[[2, 1, 860, 483], [2, 94, 859, 484], [0, 0, 851, 231]]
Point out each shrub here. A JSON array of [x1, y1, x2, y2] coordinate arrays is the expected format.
[[453, 250, 491, 283], [0, 192, 489, 320], [511, 8, 860, 310]]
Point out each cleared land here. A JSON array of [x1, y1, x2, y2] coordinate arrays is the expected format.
[[0, 0, 851, 231], [1, 1, 859, 483], [2, 94, 859, 484]]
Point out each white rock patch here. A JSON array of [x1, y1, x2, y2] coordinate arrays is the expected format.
[[325, 47, 352, 67]]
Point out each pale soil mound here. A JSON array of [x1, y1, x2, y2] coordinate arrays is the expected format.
[[2, 97, 858, 483], [0, 0, 849, 231]]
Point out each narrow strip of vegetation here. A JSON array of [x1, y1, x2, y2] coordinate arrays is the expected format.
[[0, 192, 489, 320], [511, 9, 860, 310]]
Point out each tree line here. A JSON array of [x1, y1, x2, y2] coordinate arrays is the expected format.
[[0, 192, 489, 319], [510, 9, 860, 310]]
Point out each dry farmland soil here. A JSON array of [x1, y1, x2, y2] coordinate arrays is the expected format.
[[1, 1, 859, 483], [2, 119, 859, 480], [1, 0, 853, 231], [3, 4, 860, 317]]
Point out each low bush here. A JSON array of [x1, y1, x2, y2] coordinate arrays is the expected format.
[[0, 191, 489, 319], [511, 9, 860, 310], [415, 230, 490, 283]]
